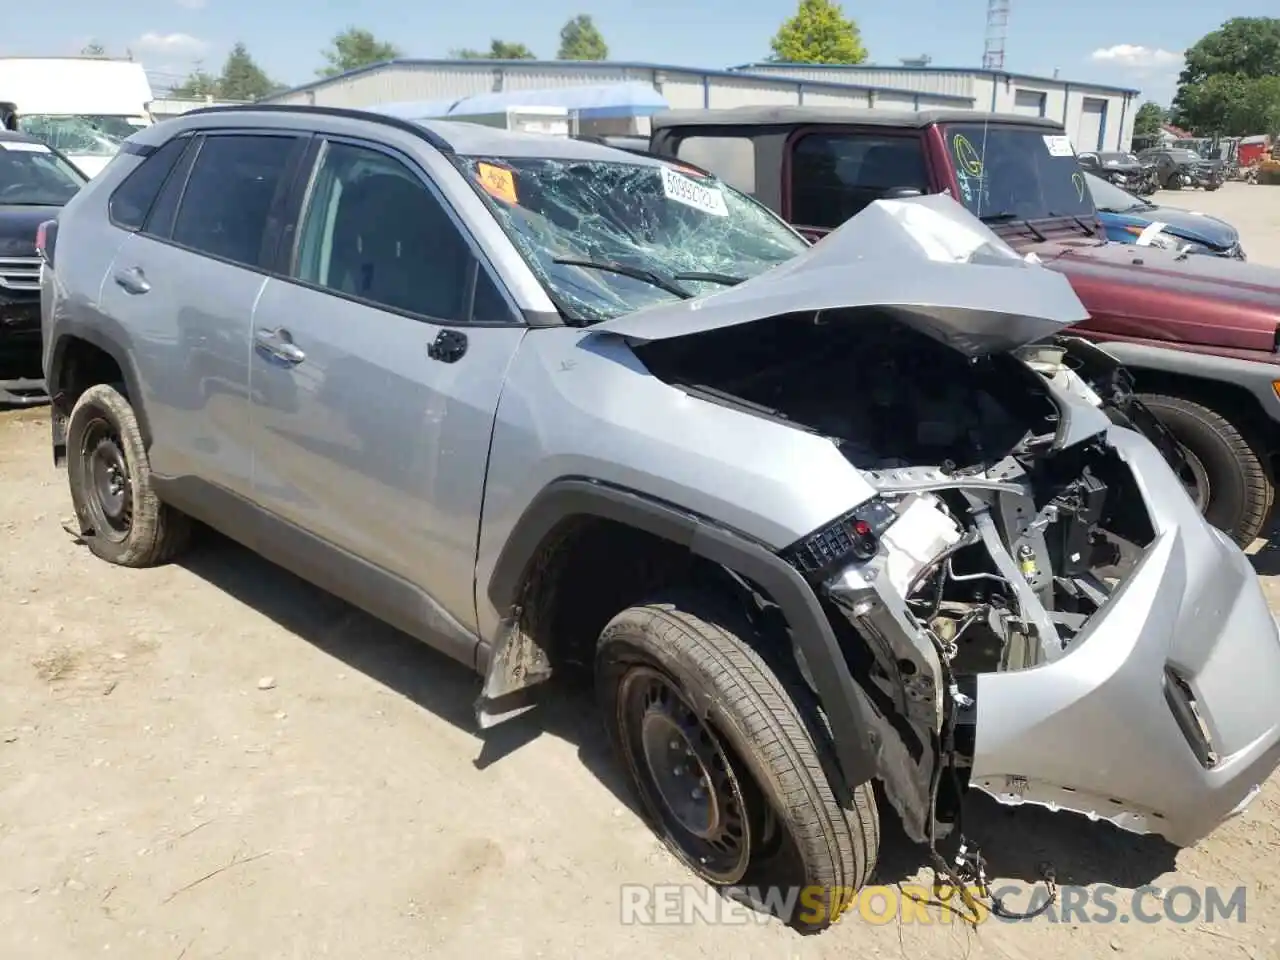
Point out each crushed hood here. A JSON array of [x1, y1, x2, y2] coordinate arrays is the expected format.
[[594, 193, 1091, 356]]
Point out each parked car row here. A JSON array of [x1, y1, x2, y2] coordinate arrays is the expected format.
[[30, 103, 1280, 933], [0, 128, 86, 405]]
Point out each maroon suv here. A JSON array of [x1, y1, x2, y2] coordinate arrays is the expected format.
[[645, 107, 1280, 546]]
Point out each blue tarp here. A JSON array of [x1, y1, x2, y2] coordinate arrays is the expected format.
[[372, 82, 668, 122]]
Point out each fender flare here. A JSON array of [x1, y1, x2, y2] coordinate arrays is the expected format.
[[1094, 340, 1280, 427], [46, 319, 153, 446], [487, 478, 879, 791]]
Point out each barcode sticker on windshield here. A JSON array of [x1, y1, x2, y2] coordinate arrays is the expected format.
[[1043, 135, 1074, 157], [661, 165, 728, 217], [0, 141, 50, 153]]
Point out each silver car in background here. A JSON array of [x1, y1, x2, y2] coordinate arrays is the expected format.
[[39, 106, 1280, 931]]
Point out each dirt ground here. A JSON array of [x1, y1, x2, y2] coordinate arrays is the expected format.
[[4, 181, 1280, 959]]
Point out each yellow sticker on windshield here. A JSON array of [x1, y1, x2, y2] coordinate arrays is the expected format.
[[476, 163, 518, 204], [952, 135, 984, 177], [1072, 171, 1086, 201]]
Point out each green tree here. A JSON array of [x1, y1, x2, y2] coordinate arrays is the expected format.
[[170, 64, 220, 98], [557, 15, 608, 60], [1172, 17, 1280, 135], [217, 42, 280, 101], [81, 41, 106, 56], [318, 27, 402, 78], [769, 0, 867, 64], [1133, 101, 1166, 138], [451, 40, 537, 60]]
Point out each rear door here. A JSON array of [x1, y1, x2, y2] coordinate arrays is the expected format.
[[247, 135, 527, 642], [97, 129, 307, 496]]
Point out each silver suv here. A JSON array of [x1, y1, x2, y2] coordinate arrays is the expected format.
[[39, 105, 1280, 930]]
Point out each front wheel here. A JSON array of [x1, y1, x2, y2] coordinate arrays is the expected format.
[[597, 592, 879, 932], [1139, 393, 1273, 547]]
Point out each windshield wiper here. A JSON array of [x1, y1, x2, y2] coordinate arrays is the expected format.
[[672, 271, 746, 287], [1048, 213, 1098, 237], [984, 213, 1047, 242], [552, 257, 693, 299]]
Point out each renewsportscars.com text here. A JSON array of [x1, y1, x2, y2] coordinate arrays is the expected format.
[[619, 883, 1248, 927]]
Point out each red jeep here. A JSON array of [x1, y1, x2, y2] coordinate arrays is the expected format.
[[640, 107, 1280, 546]]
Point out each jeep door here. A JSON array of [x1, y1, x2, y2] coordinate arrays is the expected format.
[[95, 130, 308, 497], [246, 134, 527, 654]]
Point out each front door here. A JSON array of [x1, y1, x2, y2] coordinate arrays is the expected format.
[[247, 137, 526, 647]]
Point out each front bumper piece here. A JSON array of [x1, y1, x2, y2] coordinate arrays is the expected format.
[[833, 428, 1280, 847]]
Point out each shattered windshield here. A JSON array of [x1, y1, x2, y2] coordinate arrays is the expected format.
[[944, 124, 1095, 223], [457, 155, 809, 324]]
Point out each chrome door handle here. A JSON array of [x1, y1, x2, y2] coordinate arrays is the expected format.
[[113, 266, 150, 295], [254, 327, 306, 364]]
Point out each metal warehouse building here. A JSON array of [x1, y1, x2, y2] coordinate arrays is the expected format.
[[729, 62, 1139, 152], [262, 58, 974, 122], [262, 58, 1139, 151]]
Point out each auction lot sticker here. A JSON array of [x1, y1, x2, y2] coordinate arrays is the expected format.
[[661, 165, 728, 216]]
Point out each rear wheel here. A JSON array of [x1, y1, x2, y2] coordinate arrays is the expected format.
[[1139, 393, 1272, 547], [597, 591, 879, 932], [66, 383, 190, 566]]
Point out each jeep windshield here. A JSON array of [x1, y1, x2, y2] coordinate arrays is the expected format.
[[943, 123, 1095, 224], [458, 155, 810, 325]]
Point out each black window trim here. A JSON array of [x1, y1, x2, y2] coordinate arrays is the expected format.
[[782, 125, 935, 232], [271, 132, 525, 329], [139, 134, 201, 239], [106, 132, 196, 234]]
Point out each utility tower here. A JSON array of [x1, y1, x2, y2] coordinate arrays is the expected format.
[[982, 0, 1010, 70]]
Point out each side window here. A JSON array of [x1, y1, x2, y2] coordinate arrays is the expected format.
[[171, 134, 298, 268], [108, 136, 189, 231], [675, 136, 757, 195], [294, 140, 475, 322], [789, 133, 930, 229]]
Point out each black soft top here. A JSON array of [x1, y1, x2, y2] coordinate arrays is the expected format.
[[651, 106, 1065, 132]]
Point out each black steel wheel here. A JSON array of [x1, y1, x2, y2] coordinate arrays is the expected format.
[[78, 416, 134, 542], [66, 383, 190, 567], [617, 665, 757, 883], [597, 590, 880, 932]]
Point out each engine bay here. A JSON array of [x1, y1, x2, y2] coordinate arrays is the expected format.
[[633, 307, 1063, 472]]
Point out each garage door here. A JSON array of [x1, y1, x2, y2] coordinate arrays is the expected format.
[[1076, 98, 1106, 152], [1013, 89, 1045, 117]]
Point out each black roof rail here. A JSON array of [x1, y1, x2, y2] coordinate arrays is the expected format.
[[177, 102, 455, 153], [568, 135, 714, 178]]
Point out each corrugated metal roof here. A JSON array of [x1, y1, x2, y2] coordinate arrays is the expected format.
[[728, 62, 1141, 96], [374, 82, 668, 120], [262, 58, 976, 105]]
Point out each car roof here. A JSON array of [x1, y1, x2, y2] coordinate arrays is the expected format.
[[651, 106, 1065, 132], [163, 104, 668, 165]]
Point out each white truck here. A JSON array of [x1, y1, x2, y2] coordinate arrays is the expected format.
[[0, 57, 154, 177]]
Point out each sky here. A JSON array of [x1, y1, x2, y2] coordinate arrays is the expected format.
[[3, 0, 1274, 107]]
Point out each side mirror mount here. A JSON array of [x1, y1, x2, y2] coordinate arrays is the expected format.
[[882, 186, 924, 199]]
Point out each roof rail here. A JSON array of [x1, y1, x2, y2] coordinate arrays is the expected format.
[[178, 102, 455, 153]]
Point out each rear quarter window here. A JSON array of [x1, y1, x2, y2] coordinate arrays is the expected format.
[[108, 137, 190, 231]]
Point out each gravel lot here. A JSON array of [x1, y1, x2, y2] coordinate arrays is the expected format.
[[3, 181, 1280, 959]]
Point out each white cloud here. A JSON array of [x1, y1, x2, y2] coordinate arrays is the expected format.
[[1090, 44, 1180, 69], [175, 0, 207, 9], [132, 32, 207, 56]]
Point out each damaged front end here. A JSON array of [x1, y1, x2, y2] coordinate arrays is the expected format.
[[611, 195, 1280, 848]]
